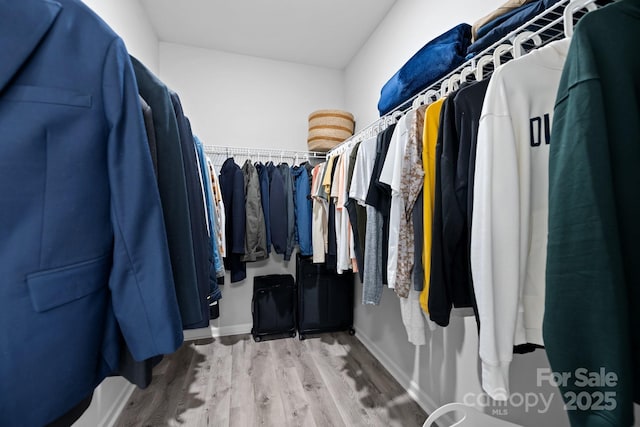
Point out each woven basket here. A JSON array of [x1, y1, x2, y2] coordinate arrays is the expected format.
[[307, 110, 355, 152]]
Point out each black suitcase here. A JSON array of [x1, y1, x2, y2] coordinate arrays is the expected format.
[[296, 254, 355, 340], [251, 274, 297, 342]]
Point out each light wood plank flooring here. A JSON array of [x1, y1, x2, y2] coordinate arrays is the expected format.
[[115, 332, 427, 427]]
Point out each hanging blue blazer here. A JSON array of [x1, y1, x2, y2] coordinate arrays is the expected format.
[[0, 1, 183, 425]]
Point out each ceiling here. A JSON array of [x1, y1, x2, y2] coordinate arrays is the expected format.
[[140, 0, 397, 69]]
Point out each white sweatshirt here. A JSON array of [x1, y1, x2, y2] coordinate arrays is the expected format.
[[471, 38, 571, 401]]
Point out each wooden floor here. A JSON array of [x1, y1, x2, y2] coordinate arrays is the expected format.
[[115, 332, 427, 427]]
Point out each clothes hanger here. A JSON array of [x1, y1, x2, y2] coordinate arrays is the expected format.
[[493, 43, 513, 68], [424, 89, 440, 104], [513, 31, 543, 58], [390, 109, 404, 124], [474, 55, 493, 81], [411, 93, 424, 109], [459, 65, 475, 83], [439, 78, 450, 99], [564, 0, 597, 37], [448, 74, 461, 94]]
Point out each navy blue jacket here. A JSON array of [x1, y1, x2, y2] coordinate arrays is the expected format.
[[279, 163, 296, 261], [267, 162, 287, 256], [0, 1, 183, 425], [219, 158, 247, 283], [291, 165, 313, 256], [170, 94, 209, 329]]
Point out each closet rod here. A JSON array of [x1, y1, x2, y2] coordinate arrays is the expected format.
[[204, 144, 326, 160], [327, 0, 594, 157]]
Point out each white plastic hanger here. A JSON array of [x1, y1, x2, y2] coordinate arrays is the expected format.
[[493, 43, 513, 68], [474, 55, 493, 81], [564, 0, 598, 37], [411, 93, 424, 109], [424, 89, 440, 103], [440, 78, 450, 99], [513, 31, 543, 58], [448, 74, 461, 93], [459, 65, 475, 83]]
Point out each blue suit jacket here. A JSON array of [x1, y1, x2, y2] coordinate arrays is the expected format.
[[0, 1, 183, 425]]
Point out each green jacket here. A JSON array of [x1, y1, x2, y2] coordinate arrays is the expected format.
[[546, 1, 640, 426]]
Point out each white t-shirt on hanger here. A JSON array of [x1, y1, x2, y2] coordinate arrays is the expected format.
[[380, 113, 411, 290]]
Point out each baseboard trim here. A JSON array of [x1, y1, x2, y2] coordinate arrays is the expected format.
[[354, 326, 441, 418], [183, 323, 253, 341], [99, 382, 136, 427]]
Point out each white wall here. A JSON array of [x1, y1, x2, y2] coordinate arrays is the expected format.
[[345, 0, 574, 425], [81, 0, 159, 73], [159, 42, 345, 336], [158, 42, 345, 153]]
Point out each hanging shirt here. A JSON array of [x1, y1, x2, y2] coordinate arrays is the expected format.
[[366, 124, 396, 286], [471, 38, 570, 401], [412, 190, 424, 292], [420, 98, 445, 314], [429, 92, 474, 326], [362, 126, 395, 303], [345, 145, 360, 273], [345, 142, 366, 280], [322, 154, 337, 195], [380, 113, 411, 290], [208, 159, 227, 259], [333, 153, 352, 273], [350, 137, 378, 290], [546, 3, 640, 425], [325, 156, 341, 271], [311, 163, 328, 263], [194, 137, 224, 292], [397, 106, 427, 298], [338, 149, 356, 274], [452, 79, 490, 328]]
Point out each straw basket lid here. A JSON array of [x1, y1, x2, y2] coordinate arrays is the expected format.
[[307, 109, 355, 152]]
